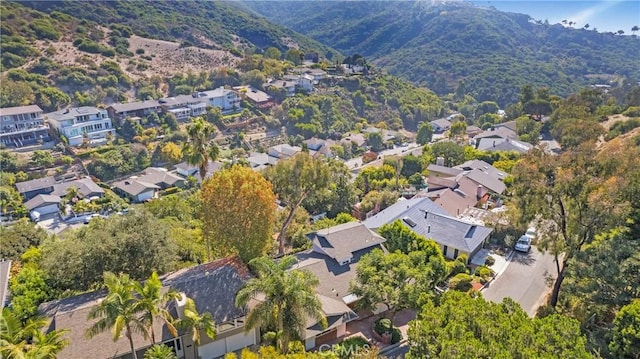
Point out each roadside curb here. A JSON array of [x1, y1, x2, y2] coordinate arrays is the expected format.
[[378, 339, 408, 356]]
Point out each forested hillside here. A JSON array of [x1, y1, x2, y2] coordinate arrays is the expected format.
[[23, 0, 339, 58], [243, 1, 640, 106]]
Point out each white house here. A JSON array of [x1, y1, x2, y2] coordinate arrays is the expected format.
[[45, 107, 113, 146], [197, 87, 241, 112], [0, 105, 50, 148]]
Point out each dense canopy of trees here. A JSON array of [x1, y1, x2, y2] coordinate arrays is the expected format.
[[408, 291, 591, 358]]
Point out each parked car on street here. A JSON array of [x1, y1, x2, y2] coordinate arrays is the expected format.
[[525, 227, 537, 241], [514, 235, 532, 253]]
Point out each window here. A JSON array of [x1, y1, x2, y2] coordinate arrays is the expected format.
[[443, 245, 448, 256], [454, 249, 459, 259], [402, 216, 417, 228]]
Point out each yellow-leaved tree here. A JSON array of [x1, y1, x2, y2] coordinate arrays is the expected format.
[[201, 165, 276, 263]]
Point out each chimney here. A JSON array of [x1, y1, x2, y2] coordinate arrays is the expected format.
[[424, 211, 429, 219], [477, 185, 484, 199], [436, 156, 445, 166]]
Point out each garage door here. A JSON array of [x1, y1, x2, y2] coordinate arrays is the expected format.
[[197, 339, 226, 359], [225, 331, 256, 352]]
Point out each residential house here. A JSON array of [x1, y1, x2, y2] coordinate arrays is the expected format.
[[234, 86, 273, 109], [0, 259, 11, 307], [303, 138, 335, 158], [0, 105, 50, 148], [298, 74, 315, 93], [24, 194, 61, 219], [112, 178, 159, 202], [15, 176, 56, 201], [268, 144, 302, 160], [454, 160, 507, 195], [492, 120, 517, 133], [175, 160, 223, 182], [38, 256, 259, 359], [51, 177, 105, 199], [361, 127, 398, 143], [292, 222, 387, 349], [45, 107, 113, 147], [466, 125, 483, 138], [265, 80, 298, 97], [430, 119, 452, 134], [107, 100, 163, 126], [341, 133, 367, 149], [158, 95, 208, 121], [420, 176, 483, 217], [364, 197, 492, 262], [479, 137, 533, 154], [305, 69, 327, 81], [136, 167, 186, 189], [426, 164, 463, 178], [246, 152, 271, 171], [195, 87, 241, 113]]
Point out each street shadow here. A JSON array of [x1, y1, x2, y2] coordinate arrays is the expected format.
[[511, 251, 537, 266]]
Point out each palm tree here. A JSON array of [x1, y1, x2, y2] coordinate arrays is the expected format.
[[183, 117, 220, 182], [235, 256, 326, 354], [132, 272, 181, 344], [174, 297, 216, 358], [0, 307, 69, 359], [86, 272, 149, 359], [143, 344, 177, 359]]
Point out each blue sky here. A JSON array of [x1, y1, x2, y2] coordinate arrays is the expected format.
[[468, 0, 640, 33]]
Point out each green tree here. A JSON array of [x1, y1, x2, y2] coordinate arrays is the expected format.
[[30, 150, 54, 167], [235, 256, 326, 354], [201, 166, 277, 263], [266, 153, 331, 255], [350, 248, 445, 325], [0, 185, 26, 217], [0, 150, 19, 172], [449, 121, 467, 140], [174, 297, 216, 350], [284, 49, 303, 65], [133, 272, 180, 344], [160, 142, 183, 164], [9, 264, 54, 322], [609, 300, 640, 358], [183, 117, 219, 182], [143, 344, 178, 359], [366, 131, 384, 152], [264, 47, 282, 60], [40, 209, 177, 292], [0, 219, 49, 260], [512, 147, 628, 307], [0, 308, 69, 359], [400, 154, 422, 178], [87, 272, 149, 359], [428, 141, 465, 167], [416, 122, 433, 145], [407, 291, 591, 359]]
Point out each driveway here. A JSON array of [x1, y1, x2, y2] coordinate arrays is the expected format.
[[481, 246, 557, 316]]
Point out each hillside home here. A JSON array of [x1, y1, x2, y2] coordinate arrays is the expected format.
[[0, 105, 50, 148], [107, 100, 163, 125], [478, 137, 533, 153], [158, 95, 208, 121], [234, 86, 273, 109], [341, 133, 367, 149], [51, 177, 105, 199], [364, 197, 492, 262], [112, 178, 159, 203], [38, 256, 259, 359], [292, 222, 387, 349], [175, 160, 223, 182], [15, 176, 56, 201], [303, 137, 336, 158], [430, 119, 452, 133], [137, 167, 186, 189], [265, 80, 298, 97], [268, 144, 302, 160], [24, 194, 61, 218], [197, 87, 241, 112], [45, 107, 113, 146]]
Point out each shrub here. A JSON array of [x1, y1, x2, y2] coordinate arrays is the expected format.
[[335, 336, 371, 358], [447, 259, 468, 276], [135, 48, 145, 55], [485, 255, 496, 266], [475, 265, 492, 282], [622, 106, 640, 117], [449, 273, 473, 292], [390, 327, 402, 344], [374, 318, 392, 335]]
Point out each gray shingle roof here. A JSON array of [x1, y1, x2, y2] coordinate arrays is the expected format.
[[462, 168, 506, 194], [15, 176, 56, 194], [363, 197, 447, 230], [430, 118, 452, 129], [24, 194, 61, 210], [307, 222, 386, 263], [137, 167, 184, 187], [51, 177, 104, 198], [38, 257, 252, 359], [363, 197, 491, 253], [427, 164, 463, 177], [113, 179, 159, 196], [483, 138, 533, 153]]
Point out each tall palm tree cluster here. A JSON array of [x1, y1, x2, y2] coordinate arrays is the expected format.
[[87, 272, 216, 359], [236, 256, 327, 354], [0, 308, 68, 359]]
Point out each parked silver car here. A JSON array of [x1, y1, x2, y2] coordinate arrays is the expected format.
[[514, 235, 532, 253]]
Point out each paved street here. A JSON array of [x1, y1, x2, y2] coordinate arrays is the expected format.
[[481, 246, 557, 316]]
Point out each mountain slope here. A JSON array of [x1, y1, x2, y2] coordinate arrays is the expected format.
[[21, 0, 340, 58], [244, 1, 640, 106]]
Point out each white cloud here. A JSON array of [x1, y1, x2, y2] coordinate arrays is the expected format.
[[566, 0, 621, 25]]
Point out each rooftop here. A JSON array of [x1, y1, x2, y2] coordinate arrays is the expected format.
[[113, 179, 159, 196], [24, 194, 61, 210], [15, 176, 56, 194], [308, 222, 386, 264], [0, 104, 43, 116], [44, 107, 104, 122], [363, 197, 447, 230], [51, 177, 104, 198]]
